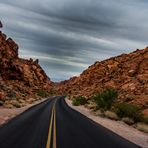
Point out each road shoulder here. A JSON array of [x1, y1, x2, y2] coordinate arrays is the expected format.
[[65, 98, 148, 148]]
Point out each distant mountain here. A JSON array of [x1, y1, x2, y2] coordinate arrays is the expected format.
[[56, 47, 148, 115], [0, 21, 52, 108]]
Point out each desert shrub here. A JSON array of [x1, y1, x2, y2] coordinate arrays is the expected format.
[[37, 90, 48, 97], [0, 100, 4, 106], [122, 117, 134, 125], [140, 116, 148, 124], [7, 91, 16, 99], [92, 88, 118, 110], [104, 111, 119, 120], [49, 88, 56, 95], [72, 96, 87, 106], [116, 103, 143, 122], [136, 123, 148, 133]]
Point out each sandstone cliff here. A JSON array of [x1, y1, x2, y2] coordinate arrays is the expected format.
[[56, 47, 148, 114], [0, 21, 52, 108]]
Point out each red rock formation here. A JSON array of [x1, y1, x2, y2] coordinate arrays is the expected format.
[[0, 21, 52, 108], [56, 48, 148, 115]]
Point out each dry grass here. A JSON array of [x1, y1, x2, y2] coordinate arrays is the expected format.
[[122, 117, 134, 125], [104, 111, 119, 120], [136, 123, 148, 133]]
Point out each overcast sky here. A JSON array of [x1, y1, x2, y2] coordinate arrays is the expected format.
[[0, 0, 148, 81]]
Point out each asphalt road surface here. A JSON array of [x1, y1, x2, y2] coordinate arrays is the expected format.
[[0, 96, 141, 148]]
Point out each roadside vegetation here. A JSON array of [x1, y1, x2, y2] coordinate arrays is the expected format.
[[72, 96, 87, 106], [71, 88, 148, 132], [37, 89, 48, 97], [115, 102, 142, 122], [92, 88, 118, 110], [49, 88, 56, 96]]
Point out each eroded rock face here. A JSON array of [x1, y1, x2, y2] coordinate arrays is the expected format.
[[56, 48, 148, 115], [0, 21, 52, 107]]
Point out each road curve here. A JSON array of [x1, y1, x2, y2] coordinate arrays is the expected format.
[[0, 96, 141, 148]]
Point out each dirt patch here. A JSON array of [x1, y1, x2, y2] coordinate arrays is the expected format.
[[0, 98, 48, 125]]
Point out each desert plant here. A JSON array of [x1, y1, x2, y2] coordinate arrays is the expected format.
[[72, 96, 87, 106], [140, 116, 148, 124], [122, 117, 134, 125], [49, 88, 56, 95], [37, 90, 48, 97], [104, 110, 119, 120], [0, 100, 4, 106], [8, 91, 16, 99], [136, 123, 148, 133], [115, 103, 143, 122], [92, 88, 118, 110]]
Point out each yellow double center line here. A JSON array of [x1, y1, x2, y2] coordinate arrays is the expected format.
[[46, 100, 57, 148]]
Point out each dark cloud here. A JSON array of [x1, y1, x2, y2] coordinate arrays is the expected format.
[[0, 0, 148, 81]]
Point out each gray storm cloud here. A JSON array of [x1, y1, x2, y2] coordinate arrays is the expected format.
[[0, 0, 148, 81]]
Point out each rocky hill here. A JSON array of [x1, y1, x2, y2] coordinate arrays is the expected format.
[[0, 21, 52, 108], [1, 20, 148, 115], [56, 47, 148, 115]]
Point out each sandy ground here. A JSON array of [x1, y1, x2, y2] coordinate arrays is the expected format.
[[65, 98, 148, 148], [0, 98, 48, 125]]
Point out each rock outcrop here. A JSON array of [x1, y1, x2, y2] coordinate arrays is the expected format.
[[0, 21, 52, 108], [56, 47, 148, 115], [1, 20, 147, 115]]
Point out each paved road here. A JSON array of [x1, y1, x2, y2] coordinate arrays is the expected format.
[[0, 96, 141, 148]]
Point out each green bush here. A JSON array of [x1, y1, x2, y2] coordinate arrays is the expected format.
[[37, 90, 48, 97], [92, 88, 118, 110], [72, 96, 87, 106], [116, 103, 142, 122]]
